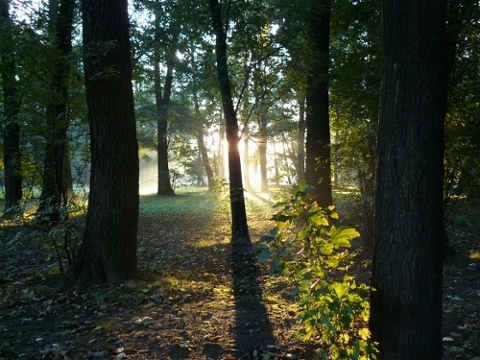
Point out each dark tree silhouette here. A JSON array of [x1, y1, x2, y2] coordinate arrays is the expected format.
[[304, 0, 333, 208], [0, 0, 22, 218], [37, 0, 75, 222], [209, 0, 249, 242], [369, 1, 448, 358], [154, 4, 175, 196], [65, 0, 139, 285]]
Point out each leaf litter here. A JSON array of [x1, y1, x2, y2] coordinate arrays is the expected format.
[[0, 191, 479, 359]]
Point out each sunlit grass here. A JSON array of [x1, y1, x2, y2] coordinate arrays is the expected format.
[[470, 250, 480, 260], [191, 238, 218, 249], [139, 189, 221, 215]]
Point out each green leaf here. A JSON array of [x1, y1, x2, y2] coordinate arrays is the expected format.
[[309, 211, 329, 227], [330, 226, 360, 248], [330, 282, 350, 298], [358, 327, 371, 341], [272, 213, 292, 223], [319, 241, 334, 256], [257, 247, 271, 263]]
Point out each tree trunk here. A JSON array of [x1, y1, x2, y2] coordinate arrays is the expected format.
[[0, 0, 22, 218], [155, 60, 175, 196], [304, 0, 333, 208], [209, 0, 249, 242], [37, 0, 75, 222], [152, 4, 176, 195], [297, 95, 306, 184], [154, 3, 175, 196], [217, 121, 225, 180], [369, 1, 448, 358], [65, 0, 139, 285], [258, 114, 268, 192]]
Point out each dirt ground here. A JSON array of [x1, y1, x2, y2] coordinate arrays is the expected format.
[[0, 194, 479, 359]]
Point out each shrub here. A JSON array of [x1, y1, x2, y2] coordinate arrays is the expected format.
[[258, 185, 377, 359]]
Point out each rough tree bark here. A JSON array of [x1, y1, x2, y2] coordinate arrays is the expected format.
[[0, 0, 22, 218], [65, 0, 139, 285], [369, 0, 448, 358], [209, 0, 249, 242], [304, 0, 333, 208]]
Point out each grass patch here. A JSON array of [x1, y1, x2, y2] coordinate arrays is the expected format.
[[469, 250, 480, 260]]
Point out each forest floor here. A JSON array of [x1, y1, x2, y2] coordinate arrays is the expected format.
[[0, 188, 479, 360]]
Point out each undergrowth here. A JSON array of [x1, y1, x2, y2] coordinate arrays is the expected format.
[[258, 185, 378, 359]]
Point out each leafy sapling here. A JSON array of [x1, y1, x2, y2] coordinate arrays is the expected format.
[[258, 185, 377, 359]]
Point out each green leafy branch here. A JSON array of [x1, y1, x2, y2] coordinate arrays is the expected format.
[[258, 185, 377, 359]]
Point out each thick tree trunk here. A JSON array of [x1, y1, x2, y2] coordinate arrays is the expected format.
[[369, 1, 448, 358], [304, 0, 333, 208], [65, 0, 139, 286], [0, 0, 22, 218], [37, 0, 75, 222], [209, 0, 249, 242]]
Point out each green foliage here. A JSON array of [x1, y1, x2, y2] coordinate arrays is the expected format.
[[259, 186, 377, 359]]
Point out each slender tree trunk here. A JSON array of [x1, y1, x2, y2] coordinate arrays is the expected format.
[[297, 95, 305, 183], [154, 3, 175, 196], [155, 59, 175, 196], [369, 1, 448, 358], [37, 0, 75, 222], [304, 0, 333, 208], [0, 0, 22, 218], [65, 0, 139, 286], [242, 124, 251, 191], [258, 114, 268, 192], [209, 0, 249, 242], [217, 120, 225, 180]]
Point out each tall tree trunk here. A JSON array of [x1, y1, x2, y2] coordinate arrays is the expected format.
[[155, 59, 175, 196], [0, 0, 22, 218], [304, 0, 333, 208], [37, 0, 75, 222], [65, 0, 139, 285], [209, 0, 249, 242], [153, 6, 175, 196], [369, 1, 448, 358], [297, 95, 306, 183]]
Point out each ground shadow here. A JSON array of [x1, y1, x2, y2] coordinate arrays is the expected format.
[[230, 238, 276, 357]]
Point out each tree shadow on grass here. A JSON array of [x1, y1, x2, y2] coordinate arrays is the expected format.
[[230, 238, 276, 357]]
